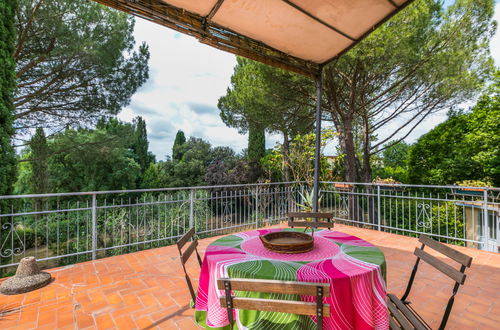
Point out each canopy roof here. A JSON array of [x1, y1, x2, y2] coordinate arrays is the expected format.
[[94, 0, 414, 77]]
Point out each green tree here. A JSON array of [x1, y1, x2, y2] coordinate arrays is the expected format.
[[323, 0, 496, 182], [0, 0, 17, 197], [14, 0, 150, 133], [219, 57, 315, 181], [373, 141, 411, 182], [30, 127, 49, 194], [247, 124, 265, 162], [48, 122, 141, 192], [132, 116, 155, 174], [408, 71, 500, 186], [172, 130, 186, 161]]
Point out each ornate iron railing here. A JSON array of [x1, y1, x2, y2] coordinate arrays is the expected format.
[[1, 182, 498, 272]]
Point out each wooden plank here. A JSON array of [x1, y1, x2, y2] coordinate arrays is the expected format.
[[388, 294, 427, 330], [220, 297, 330, 317], [181, 240, 198, 265], [287, 212, 333, 219], [414, 248, 466, 284], [419, 235, 472, 267], [387, 299, 413, 330], [389, 317, 402, 330], [217, 278, 330, 297], [177, 227, 195, 249], [288, 221, 332, 228]]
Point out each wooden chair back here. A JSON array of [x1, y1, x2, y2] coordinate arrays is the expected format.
[[288, 212, 334, 230], [218, 278, 330, 330], [176, 227, 203, 303], [391, 235, 473, 330]]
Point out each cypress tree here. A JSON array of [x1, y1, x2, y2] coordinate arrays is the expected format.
[[247, 125, 265, 162], [0, 0, 18, 196], [132, 116, 153, 173], [172, 130, 186, 161], [31, 128, 49, 194]]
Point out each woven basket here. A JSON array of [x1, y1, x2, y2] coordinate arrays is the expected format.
[[259, 232, 314, 254]]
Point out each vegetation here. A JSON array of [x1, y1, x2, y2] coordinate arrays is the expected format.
[[408, 71, 499, 186], [14, 0, 150, 134], [0, 0, 17, 197]]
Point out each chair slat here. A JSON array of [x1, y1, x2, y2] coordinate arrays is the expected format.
[[217, 278, 330, 297], [288, 212, 333, 219], [177, 227, 195, 250], [181, 240, 199, 265], [220, 297, 330, 317], [288, 221, 332, 229], [419, 235, 472, 267], [387, 299, 413, 330], [414, 248, 466, 284], [388, 294, 427, 330]]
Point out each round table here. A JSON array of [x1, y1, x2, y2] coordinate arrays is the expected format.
[[194, 228, 388, 330]]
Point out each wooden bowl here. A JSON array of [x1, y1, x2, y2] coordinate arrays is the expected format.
[[259, 231, 314, 254]]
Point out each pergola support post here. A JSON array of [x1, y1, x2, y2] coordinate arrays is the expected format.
[[312, 68, 323, 212]]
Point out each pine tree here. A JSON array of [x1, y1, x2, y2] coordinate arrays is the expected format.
[[172, 130, 186, 161], [0, 0, 18, 196], [30, 128, 49, 194], [247, 125, 265, 162]]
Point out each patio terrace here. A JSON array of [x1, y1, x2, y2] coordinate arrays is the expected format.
[[0, 223, 498, 330]]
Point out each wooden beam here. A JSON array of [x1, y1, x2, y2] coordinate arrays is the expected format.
[[206, 0, 225, 21], [386, 0, 399, 9], [322, 0, 416, 66], [280, 0, 356, 41]]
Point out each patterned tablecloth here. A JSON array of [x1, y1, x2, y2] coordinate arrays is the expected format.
[[194, 228, 388, 330]]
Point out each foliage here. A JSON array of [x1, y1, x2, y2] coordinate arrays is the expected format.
[[247, 125, 265, 162], [205, 160, 262, 186], [30, 127, 49, 194], [0, 0, 17, 197], [219, 57, 315, 179], [382, 199, 464, 245], [261, 129, 337, 184], [455, 180, 492, 187], [295, 190, 322, 213], [172, 130, 186, 161], [131, 117, 155, 175], [47, 121, 141, 192], [14, 0, 150, 133], [323, 0, 496, 182], [373, 141, 411, 183], [408, 72, 499, 186]]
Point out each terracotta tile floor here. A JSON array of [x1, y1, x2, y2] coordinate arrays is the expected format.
[[0, 224, 499, 329]]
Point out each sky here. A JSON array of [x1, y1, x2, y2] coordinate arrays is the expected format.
[[118, 2, 500, 160]]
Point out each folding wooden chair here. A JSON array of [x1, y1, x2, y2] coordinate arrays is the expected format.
[[218, 278, 330, 330], [176, 227, 203, 304], [288, 212, 334, 230], [387, 235, 473, 330]]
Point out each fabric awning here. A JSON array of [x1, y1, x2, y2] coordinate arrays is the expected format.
[[93, 0, 414, 77]]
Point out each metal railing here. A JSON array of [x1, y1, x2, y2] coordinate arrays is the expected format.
[[1, 182, 498, 272]]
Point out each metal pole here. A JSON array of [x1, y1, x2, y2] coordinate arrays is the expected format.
[[189, 189, 194, 230], [482, 188, 489, 251], [377, 185, 381, 231], [313, 69, 323, 212], [91, 194, 97, 260]]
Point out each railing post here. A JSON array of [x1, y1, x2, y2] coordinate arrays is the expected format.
[[91, 193, 97, 260], [377, 185, 381, 232], [482, 188, 489, 251], [255, 186, 259, 228], [189, 189, 194, 230]]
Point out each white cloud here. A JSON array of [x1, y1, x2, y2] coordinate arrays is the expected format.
[[121, 3, 500, 159]]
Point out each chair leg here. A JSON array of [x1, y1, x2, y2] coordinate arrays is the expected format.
[[185, 273, 197, 303]]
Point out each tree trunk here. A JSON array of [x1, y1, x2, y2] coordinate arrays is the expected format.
[[282, 132, 291, 182], [341, 122, 358, 183]]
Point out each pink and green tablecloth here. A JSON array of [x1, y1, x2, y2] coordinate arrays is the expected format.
[[195, 228, 388, 329]]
